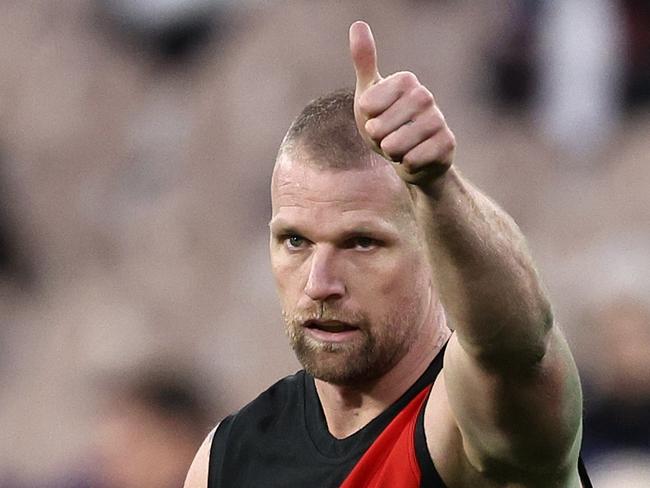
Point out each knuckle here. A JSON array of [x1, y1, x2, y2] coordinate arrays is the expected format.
[[379, 137, 393, 154], [430, 107, 445, 128], [411, 85, 434, 108], [365, 119, 379, 138], [396, 71, 419, 90], [380, 137, 400, 160], [425, 113, 447, 139], [444, 129, 457, 151], [423, 114, 443, 135]]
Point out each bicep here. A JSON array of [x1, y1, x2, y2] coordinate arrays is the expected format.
[[442, 328, 583, 476], [184, 425, 218, 488]]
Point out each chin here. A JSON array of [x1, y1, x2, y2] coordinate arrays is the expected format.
[[296, 342, 402, 387]]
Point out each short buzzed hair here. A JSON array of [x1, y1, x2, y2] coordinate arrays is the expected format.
[[278, 88, 373, 168]]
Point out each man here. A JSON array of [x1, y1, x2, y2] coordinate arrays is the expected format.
[[185, 22, 591, 487]]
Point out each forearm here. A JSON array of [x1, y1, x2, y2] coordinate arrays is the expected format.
[[415, 168, 553, 366]]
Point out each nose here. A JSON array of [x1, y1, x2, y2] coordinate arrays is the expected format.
[[304, 246, 346, 302]]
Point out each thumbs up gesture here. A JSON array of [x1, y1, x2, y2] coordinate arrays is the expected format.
[[350, 21, 455, 186]]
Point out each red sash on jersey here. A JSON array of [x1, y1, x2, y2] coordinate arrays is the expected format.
[[340, 385, 432, 488]]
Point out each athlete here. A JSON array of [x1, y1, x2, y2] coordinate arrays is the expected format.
[[185, 22, 591, 487]]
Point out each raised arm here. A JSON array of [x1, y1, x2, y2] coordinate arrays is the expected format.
[[350, 21, 583, 484]]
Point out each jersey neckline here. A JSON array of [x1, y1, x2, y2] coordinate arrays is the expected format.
[[302, 340, 447, 460]]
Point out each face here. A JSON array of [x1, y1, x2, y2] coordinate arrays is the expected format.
[[269, 153, 434, 386]]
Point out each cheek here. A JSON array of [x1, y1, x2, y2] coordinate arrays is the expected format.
[[376, 249, 429, 295], [271, 257, 306, 308], [270, 257, 290, 295], [379, 255, 431, 314]]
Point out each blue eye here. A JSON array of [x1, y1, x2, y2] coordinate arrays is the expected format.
[[286, 235, 305, 249]]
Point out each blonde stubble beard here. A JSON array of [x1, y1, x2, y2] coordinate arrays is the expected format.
[[282, 292, 427, 387]]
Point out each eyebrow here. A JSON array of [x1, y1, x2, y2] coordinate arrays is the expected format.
[[269, 217, 398, 237], [268, 217, 292, 232], [268, 221, 299, 237]]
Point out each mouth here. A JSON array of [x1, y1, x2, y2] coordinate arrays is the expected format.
[[304, 320, 358, 332], [303, 320, 361, 343]]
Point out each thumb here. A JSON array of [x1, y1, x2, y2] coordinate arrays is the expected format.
[[349, 21, 381, 92]]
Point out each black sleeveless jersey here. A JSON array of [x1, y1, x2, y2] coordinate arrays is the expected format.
[[207, 344, 592, 488], [208, 345, 447, 488]]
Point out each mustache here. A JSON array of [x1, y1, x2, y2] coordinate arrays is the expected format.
[[283, 304, 365, 327]]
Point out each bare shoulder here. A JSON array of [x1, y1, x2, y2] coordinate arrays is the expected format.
[[184, 425, 218, 488]]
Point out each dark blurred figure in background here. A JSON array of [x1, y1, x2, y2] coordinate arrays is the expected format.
[[554, 234, 650, 487], [47, 367, 215, 488], [582, 296, 650, 458], [583, 291, 650, 488], [93, 0, 230, 65], [0, 161, 34, 291], [486, 0, 649, 159], [488, 0, 650, 112], [619, 0, 650, 111]]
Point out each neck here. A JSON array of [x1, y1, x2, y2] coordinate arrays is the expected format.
[[315, 303, 450, 439]]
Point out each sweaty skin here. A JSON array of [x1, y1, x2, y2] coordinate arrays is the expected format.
[[185, 21, 584, 488]]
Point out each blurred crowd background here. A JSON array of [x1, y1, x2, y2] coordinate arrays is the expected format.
[[0, 0, 648, 486]]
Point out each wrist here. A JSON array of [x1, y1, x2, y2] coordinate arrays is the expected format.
[[410, 166, 457, 200]]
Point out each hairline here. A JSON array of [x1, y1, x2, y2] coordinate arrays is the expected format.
[[272, 145, 419, 231]]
